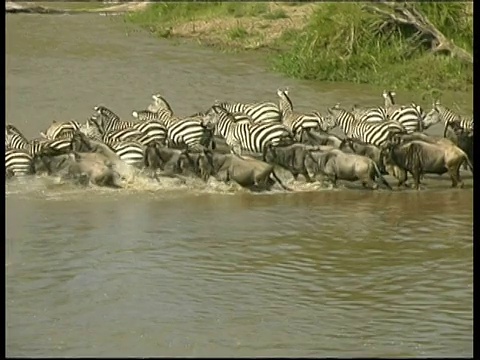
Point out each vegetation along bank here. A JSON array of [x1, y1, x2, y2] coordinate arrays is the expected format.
[[124, 2, 472, 94]]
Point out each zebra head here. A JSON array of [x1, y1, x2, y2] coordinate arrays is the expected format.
[[150, 93, 173, 114], [276, 87, 289, 97], [421, 108, 441, 130], [432, 99, 442, 112], [311, 111, 333, 133], [71, 130, 94, 153], [6, 124, 23, 136], [382, 90, 396, 107], [203, 105, 225, 127]]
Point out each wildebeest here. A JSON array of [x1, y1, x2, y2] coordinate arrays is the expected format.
[[143, 141, 203, 181], [339, 138, 386, 174], [308, 149, 392, 190], [262, 143, 320, 182], [383, 140, 473, 189], [394, 131, 473, 174], [197, 151, 291, 191], [33, 152, 123, 188]]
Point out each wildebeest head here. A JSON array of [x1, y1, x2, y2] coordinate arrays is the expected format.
[[143, 141, 164, 170], [70, 130, 94, 153], [196, 149, 215, 181], [339, 138, 355, 152]]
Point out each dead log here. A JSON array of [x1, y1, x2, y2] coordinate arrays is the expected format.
[[362, 2, 473, 64]]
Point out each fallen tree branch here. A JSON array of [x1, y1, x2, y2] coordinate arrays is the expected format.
[[362, 2, 473, 64]]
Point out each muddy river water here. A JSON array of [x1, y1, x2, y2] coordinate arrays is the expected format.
[[6, 14, 473, 357]]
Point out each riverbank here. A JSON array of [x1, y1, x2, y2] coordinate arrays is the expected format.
[[125, 2, 473, 94]]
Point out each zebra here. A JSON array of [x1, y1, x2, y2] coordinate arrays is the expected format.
[[327, 104, 407, 148], [134, 97, 213, 150], [5, 148, 34, 178], [40, 120, 81, 140], [382, 90, 425, 133], [432, 100, 474, 137], [212, 100, 281, 124], [206, 105, 294, 155], [276, 89, 332, 137], [91, 110, 167, 145], [6, 124, 71, 157], [421, 107, 443, 131]]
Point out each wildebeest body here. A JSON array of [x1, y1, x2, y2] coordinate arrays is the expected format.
[[262, 143, 319, 182], [199, 152, 290, 191], [384, 140, 472, 189], [310, 149, 392, 190], [34, 152, 123, 188]]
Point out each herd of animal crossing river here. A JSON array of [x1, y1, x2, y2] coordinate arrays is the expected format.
[[6, 13, 472, 357]]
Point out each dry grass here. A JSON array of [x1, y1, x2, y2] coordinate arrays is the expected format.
[[159, 3, 315, 50]]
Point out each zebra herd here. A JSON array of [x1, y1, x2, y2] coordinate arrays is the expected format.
[[5, 88, 474, 190]]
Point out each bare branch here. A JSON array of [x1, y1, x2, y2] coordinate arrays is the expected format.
[[362, 3, 473, 64]]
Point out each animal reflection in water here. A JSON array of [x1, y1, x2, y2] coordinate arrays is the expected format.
[[5, 89, 473, 191]]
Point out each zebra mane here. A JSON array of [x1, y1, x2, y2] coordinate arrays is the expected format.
[[6, 124, 29, 141], [152, 94, 173, 113]]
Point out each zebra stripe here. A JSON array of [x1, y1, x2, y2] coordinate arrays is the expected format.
[[132, 109, 177, 127], [102, 128, 143, 143], [93, 105, 121, 122], [108, 141, 145, 166], [166, 118, 212, 150], [208, 105, 293, 154], [209, 106, 253, 152], [382, 90, 424, 132], [6, 124, 30, 149], [433, 102, 473, 136], [214, 100, 281, 124], [5, 149, 34, 177], [6, 124, 71, 156], [133, 121, 167, 145], [42, 120, 81, 140], [276, 89, 328, 135], [387, 106, 424, 133], [328, 105, 406, 148], [351, 105, 388, 123], [92, 107, 138, 134]]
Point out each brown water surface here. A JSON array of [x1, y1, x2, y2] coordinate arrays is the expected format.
[[6, 14, 473, 357]]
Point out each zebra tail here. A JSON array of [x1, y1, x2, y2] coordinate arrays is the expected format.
[[373, 161, 393, 190]]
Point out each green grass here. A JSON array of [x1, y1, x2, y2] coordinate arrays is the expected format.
[[262, 9, 288, 20], [126, 2, 473, 93], [227, 26, 250, 41], [126, 2, 269, 31], [270, 3, 473, 92]]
